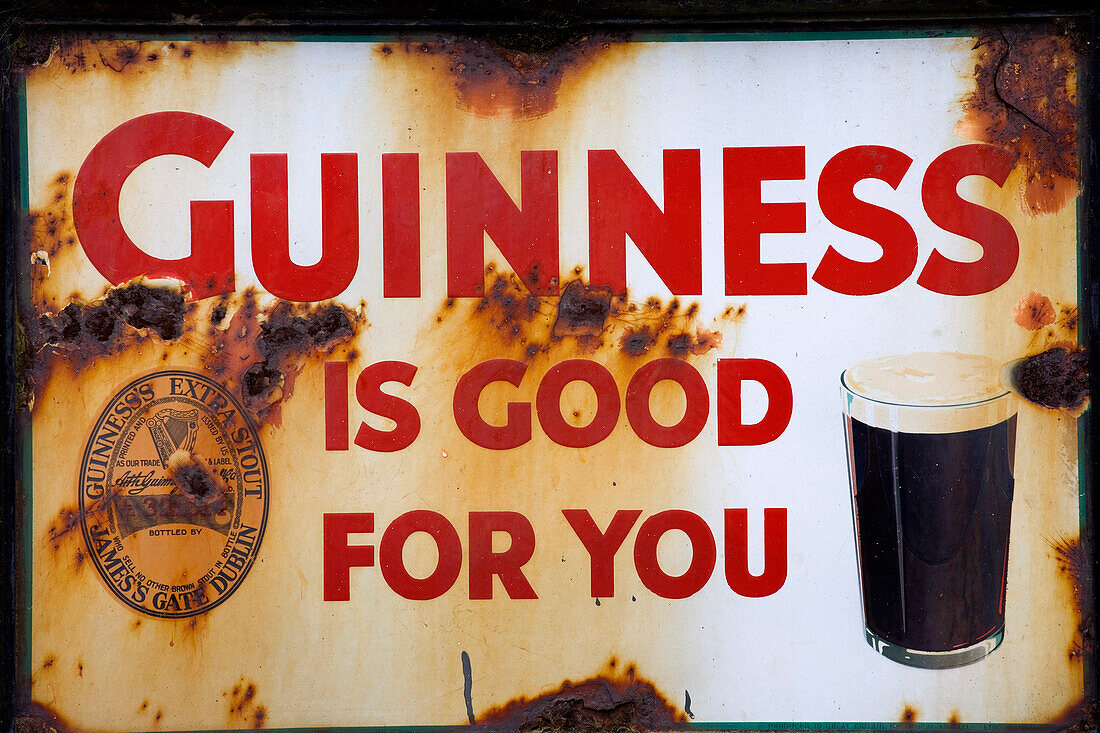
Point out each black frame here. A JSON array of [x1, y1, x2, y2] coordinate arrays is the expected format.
[[2, 3, 1097, 730]]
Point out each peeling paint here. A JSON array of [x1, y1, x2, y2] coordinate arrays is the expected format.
[[201, 291, 364, 424], [1013, 291, 1057, 330], [958, 28, 1079, 215], [475, 660, 688, 732], [27, 279, 188, 395], [1005, 346, 1089, 411]]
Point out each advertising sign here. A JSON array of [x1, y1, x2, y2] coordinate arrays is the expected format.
[[9, 24, 1094, 731]]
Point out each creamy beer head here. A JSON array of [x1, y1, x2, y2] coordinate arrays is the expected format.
[[842, 352, 1014, 434], [844, 352, 1006, 406]]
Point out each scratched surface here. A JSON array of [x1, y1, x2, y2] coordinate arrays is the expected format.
[[16, 33, 1089, 729]]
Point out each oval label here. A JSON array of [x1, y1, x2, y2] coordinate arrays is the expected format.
[[79, 370, 269, 618]]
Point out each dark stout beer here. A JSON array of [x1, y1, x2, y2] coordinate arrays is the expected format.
[[842, 353, 1016, 668]]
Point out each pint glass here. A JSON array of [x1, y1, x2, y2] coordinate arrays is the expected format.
[[841, 353, 1017, 668]]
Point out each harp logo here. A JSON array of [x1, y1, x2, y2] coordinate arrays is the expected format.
[[79, 370, 269, 618]]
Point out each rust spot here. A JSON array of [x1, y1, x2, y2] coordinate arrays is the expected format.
[[377, 34, 623, 120], [42, 655, 55, 669], [1007, 346, 1089, 411], [166, 451, 231, 516], [210, 298, 229, 326], [1061, 306, 1079, 332], [1052, 699, 1099, 732], [666, 329, 723, 357], [225, 677, 265, 728], [947, 711, 961, 726], [204, 295, 362, 423], [552, 280, 614, 341], [30, 279, 187, 391], [97, 41, 144, 72], [14, 702, 78, 733], [1013, 291, 1057, 330], [900, 705, 918, 724], [45, 486, 120, 563], [958, 28, 1079, 214], [76, 660, 83, 678], [436, 266, 730, 363], [1051, 535, 1096, 663], [620, 327, 658, 357], [475, 661, 687, 731]]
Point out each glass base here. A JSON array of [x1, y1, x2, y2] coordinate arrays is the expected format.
[[864, 627, 1004, 669]]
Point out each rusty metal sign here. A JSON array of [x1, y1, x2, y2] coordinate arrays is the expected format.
[[3, 16, 1096, 732]]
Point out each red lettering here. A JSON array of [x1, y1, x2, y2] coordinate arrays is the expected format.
[[323, 513, 374, 602], [813, 146, 918, 295], [717, 359, 793, 446], [453, 360, 531, 450], [723, 146, 807, 295], [588, 149, 701, 294], [73, 112, 234, 300], [379, 511, 462, 600], [625, 358, 709, 448], [382, 153, 421, 298], [724, 508, 787, 597], [633, 510, 716, 599], [563, 509, 641, 598], [469, 511, 537, 600], [535, 360, 620, 448], [918, 144, 1019, 296], [354, 361, 420, 452], [325, 360, 349, 451], [446, 152, 558, 297], [250, 153, 359, 301]]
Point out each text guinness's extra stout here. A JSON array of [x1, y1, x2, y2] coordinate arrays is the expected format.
[[842, 353, 1017, 669]]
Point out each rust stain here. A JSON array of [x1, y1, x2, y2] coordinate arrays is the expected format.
[[375, 34, 623, 120], [958, 28, 1079, 215], [475, 659, 688, 731], [201, 291, 364, 425], [44, 486, 121, 569], [947, 711, 961, 726], [24, 170, 84, 317], [436, 265, 739, 364], [224, 677, 267, 729], [14, 36, 267, 76], [1051, 698, 1098, 732], [1006, 345, 1089, 411], [1050, 535, 1096, 664], [14, 702, 79, 733], [900, 705, 918, 724]]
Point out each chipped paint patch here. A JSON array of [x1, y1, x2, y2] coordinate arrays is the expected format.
[[475, 659, 688, 731], [958, 29, 1079, 215], [1005, 346, 1089, 411], [201, 291, 364, 425], [1013, 291, 1057, 330]]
